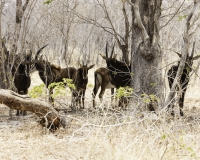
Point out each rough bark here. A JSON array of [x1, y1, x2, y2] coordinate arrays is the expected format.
[[0, 2, 7, 89], [0, 89, 66, 131], [128, 0, 163, 110], [116, 2, 130, 64], [15, 0, 29, 54], [0, 0, 3, 89]]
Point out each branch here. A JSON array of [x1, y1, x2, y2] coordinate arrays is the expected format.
[[101, 0, 125, 43], [23, 0, 30, 12], [0, 89, 66, 131], [122, 2, 130, 46], [160, 0, 186, 30]]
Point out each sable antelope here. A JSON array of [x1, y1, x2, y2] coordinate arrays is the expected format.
[[34, 49, 94, 108], [71, 63, 95, 108], [14, 50, 33, 116], [93, 43, 131, 108], [1, 39, 33, 116], [92, 67, 115, 107], [167, 42, 200, 116]]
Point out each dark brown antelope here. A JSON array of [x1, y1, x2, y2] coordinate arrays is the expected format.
[[72, 63, 95, 108], [92, 43, 131, 108], [167, 42, 200, 116], [1, 39, 35, 116], [92, 67, 117, 108], [34, 49, 94, 109], [14, 50, 33, 116]]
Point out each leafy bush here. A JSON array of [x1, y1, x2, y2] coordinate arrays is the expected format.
[[28, 84, 46, 98], [141, 94, 159, 104], [48, 78, 75, 99], [115, 86, 133, 98], [29, 78, 75, 99]]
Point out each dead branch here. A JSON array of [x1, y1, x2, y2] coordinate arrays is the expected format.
[[0, 89, 66, 131]]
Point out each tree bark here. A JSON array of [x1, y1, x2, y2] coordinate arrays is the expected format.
[[0, 2, 6, 88], [0, 0, 3, 89], [0, 89, 66, 131], [15, 0, 29, 54], [130, 0, 163, 110]]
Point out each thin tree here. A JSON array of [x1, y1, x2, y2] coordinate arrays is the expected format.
[[164, 0, 200, 114]]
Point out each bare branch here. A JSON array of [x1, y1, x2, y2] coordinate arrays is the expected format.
[[23, 0, 30, 12], [160, 0, 186, 30]]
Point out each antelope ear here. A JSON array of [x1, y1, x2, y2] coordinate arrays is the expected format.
[[51, 64, 61, 71], [192, 55, 200, 60], [175, 52, 182, 58], [113, 54, 117, 59], [88, 64, 95, 70], [79, 62, 83, 68], [100, 54, 107, 60], [170, 49, 182, 58]]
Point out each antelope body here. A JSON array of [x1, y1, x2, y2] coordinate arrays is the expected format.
[[167, 42, 200, 116], [93, 43, 131, 108]]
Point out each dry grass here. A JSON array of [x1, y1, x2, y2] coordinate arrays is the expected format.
[[0, 68, 200, 160]]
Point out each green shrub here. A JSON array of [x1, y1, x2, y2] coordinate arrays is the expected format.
[[115, 86, 133, 98], [28, 84, 46, 98], [29, 78, 75, 99]]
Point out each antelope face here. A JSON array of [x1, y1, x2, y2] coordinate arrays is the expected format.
[[79, 64, 95, 80], [82, 65, 89, 80], [24, 50, 32, 76]]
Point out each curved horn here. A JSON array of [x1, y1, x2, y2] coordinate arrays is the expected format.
[[35, 44, 48, 59], [79, 62, 83, 68], [170, 49, 182, 58], [193, 55, 200, 60], [106, 42, 108, 58], [110, 42, 115, 58], [113, 54, 117, 59], [30, 50, 32, 59], [190, 42, 195, 58], [99, 53, 107, 60], [1, 38, 9, 55]]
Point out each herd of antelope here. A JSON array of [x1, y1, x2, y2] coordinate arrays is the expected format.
[[1, 39, 199, 117]]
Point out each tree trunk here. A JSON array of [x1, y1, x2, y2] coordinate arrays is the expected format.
[[130, 0, 163, 110], [15, 0, 23, 42], [0, 1, 3, 88], [0, 89, 66, 131], [15, 0, 29, 54], [0, 0, 5, 89]]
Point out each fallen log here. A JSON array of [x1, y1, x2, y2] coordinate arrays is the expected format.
[[0, 89, 66, 131]]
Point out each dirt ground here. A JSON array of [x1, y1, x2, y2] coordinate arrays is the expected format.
[[1, 67, 200, 160]]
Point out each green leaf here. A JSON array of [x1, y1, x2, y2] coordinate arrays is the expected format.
[[28, 84, 46, 98], [141, 94, 159, 104], [87, 83, 93, 87], [115, 86, 133, 98], [161, 134, 167, 140], [47, 78, 76, 99], [44, 0, 53, 5], [150, 82, 156, 87], [178, 15, 187, 21], [130, 72, 134, 77]]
